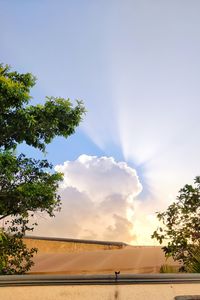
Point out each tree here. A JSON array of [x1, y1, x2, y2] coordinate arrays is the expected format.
[[152, 176, 200, 271], [0, 229, 37, 275], [0, 64, 85, 151], [0, 64, 85, 274], [0, 152, 62, 229]]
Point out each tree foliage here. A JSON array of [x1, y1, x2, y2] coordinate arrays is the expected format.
[[0, 64, 85, 151], [0, 152, 62, 231], [185, 247, 200, 273], [152, 176, 200, 271], [0, 229, 37, 275], [0, 64, 85, 274]]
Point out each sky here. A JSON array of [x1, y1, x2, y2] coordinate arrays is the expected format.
[[1, 0, 200, 245]]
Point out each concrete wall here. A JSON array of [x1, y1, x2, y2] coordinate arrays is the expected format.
[[1, 284, 200, 300]]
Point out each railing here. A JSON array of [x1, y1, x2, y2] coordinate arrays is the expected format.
[[1, 274, 200, 287]]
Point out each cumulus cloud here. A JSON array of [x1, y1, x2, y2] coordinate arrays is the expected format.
[[34, 155, 142, 243], [58, 155, 141, 199], [104, 214, 136, 242]]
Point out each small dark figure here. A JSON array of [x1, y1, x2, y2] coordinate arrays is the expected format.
[[115, 271, 120, 281]]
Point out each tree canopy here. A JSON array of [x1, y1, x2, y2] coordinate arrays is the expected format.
[[0, 64, 85, 274], [0, 152, 62, 226], [0, 64, 85, 151], [152, 176, 200, 271]]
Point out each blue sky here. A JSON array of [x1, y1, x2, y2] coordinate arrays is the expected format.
[[1, 0, 200, 244]]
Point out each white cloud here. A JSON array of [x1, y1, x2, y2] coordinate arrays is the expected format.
[[56, 155, 141, 200], [34, 155, 143, 243], [104, 214, 136, 242]]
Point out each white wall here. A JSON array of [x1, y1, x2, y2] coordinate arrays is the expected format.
[[1, 284, 200, 300]]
